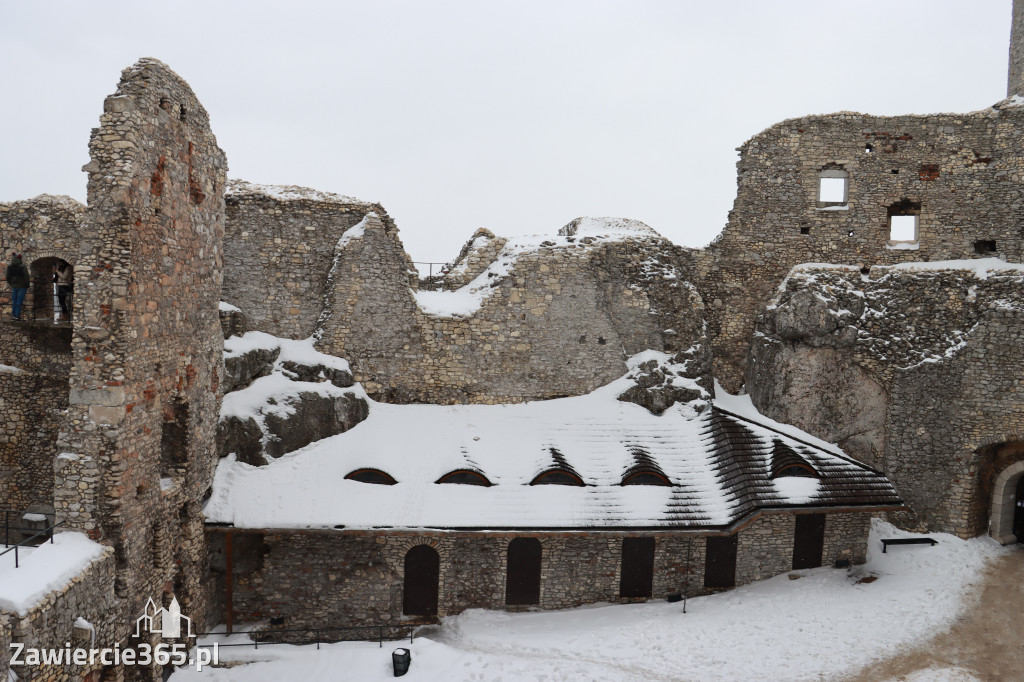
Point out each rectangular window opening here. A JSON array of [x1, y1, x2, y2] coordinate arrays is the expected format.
[[889, 215, 918, 242], [818, 177, 847, 203], [974, 240, 997, 254]]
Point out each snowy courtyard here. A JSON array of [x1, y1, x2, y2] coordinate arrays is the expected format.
[[169, 521, 1005, 682]]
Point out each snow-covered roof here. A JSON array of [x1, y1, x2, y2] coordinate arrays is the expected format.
[[205, 376, 900, 531]]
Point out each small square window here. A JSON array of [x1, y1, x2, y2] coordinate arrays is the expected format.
[[818, 177, 846, 203], [889, 215, 917, 242]]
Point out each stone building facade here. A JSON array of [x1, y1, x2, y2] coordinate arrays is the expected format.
[[208, 511, 872, 634], [698, 105, 1024, 392], [747, 262, 1024, 536]]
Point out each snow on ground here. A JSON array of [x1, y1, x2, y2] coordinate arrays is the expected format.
[[0, 532, 107, 615], [169, 521, 1003, 682]]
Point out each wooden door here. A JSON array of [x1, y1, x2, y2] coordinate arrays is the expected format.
[[619, 537, 656, 598], [792, 514, 826, 569], [505, 538, 541, 605], [403, 545, 440, 616], [704, 535, 737, 588]]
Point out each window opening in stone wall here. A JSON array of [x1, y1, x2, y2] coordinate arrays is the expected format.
[[800, 227, 810, 235], [345, 468, 397, 485], [505, 538, 542, 605], [792, 514, 826, 570], [622, 470, 671, 486], [887, 199, 921, 243], [619, 537, 655, 599], [865, 144, 873, 153], [974, 240, 997, 254], [530, 470, 584, 486], [160, 398, 189, 474], [704, 535, 737, 588], [403, 545, 440, 617], [817, 168, 848, 207], [889, 216, 918, 242], [436, 470, 492, 486]]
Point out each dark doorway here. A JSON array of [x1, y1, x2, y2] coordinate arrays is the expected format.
[[704, 535, 738, 589], [403, 545, 440, 617], [28, 256, 70, 322], [1014, 477, 1024, 541], [161, 398, 189, 475], [792, 514, 826, 569], [505, 538, 541, 605], [619, 537, 655, 598]]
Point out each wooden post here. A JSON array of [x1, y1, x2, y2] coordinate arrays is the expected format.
[[225, 531, 234, 635]]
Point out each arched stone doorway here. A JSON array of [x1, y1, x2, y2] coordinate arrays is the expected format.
[[402, 544, 440, 617], [988, 450, 1024, 544], [27, 256, 73, 323]]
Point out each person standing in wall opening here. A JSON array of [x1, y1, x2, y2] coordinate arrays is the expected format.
[[5, 253, 29, 321], [54, 261, 73, 322]]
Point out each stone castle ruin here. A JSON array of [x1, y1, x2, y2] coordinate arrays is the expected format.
[[0, 4, 1022, 679]]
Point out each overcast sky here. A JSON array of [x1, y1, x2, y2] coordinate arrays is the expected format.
[[0, 1, 1013, 262]]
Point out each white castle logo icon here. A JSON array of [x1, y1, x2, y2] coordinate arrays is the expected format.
[[134, 597, 194, 639]]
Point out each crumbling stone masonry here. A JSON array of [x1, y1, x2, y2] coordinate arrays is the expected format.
[[315, 214, 707, 404], [52, 55, 227, 671], [222, 181, 396, 340], [698, 106, 1024, 392], [747, 263, 1024, 536], [0, 195, 84, 323]]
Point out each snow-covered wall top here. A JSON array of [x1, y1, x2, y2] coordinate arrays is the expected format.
[[222, 179, 397, 340], [314, 211, 708, 405]]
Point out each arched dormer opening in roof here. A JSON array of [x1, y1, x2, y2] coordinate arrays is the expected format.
[[769, 440, 820, 479], [435, 469, 492, 486], [530, 469, 585, 486], [345, 468, 397, 485], [621, 470, 672, 486]]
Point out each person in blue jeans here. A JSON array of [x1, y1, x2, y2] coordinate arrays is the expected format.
[[5, 253, 30, 320]]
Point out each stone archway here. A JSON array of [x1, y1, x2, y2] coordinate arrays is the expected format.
[[989, 459, 1024, 544]]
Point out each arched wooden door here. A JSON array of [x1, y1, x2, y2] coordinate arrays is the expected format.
[[506, 538, 541, 605], [403, 545, 440, 617]]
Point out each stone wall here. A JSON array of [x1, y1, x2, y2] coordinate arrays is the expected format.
[[747, 264, 1024, 536], [699, 106, 1024, 391], [222, 181, 396, 340], [208, 510, 867, 634], [2, 549, 120, 682], [315, 215, 707, 404], [0, 195, 83, 323], [0, 315, 73, 512], [53, 56, 227, 658]]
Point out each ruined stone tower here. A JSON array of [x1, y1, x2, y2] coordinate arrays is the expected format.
[[54, 58, 227, 636]]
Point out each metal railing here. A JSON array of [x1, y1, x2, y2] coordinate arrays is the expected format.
[[0, 510, 62, 568], [193, 623, 426, 651], [412, 261, 451, 291]]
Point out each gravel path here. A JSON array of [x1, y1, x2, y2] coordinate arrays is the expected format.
[[844, 545, 1024, 682]]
